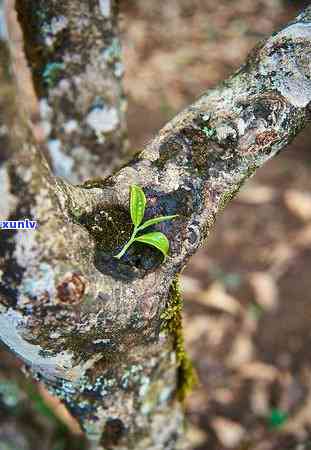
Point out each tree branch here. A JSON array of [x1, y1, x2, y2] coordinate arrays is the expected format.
[[1, 4, 311, 450], [15, 0, 128, 183]]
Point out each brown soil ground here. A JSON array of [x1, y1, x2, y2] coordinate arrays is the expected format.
[[121, 1, 311, 449]]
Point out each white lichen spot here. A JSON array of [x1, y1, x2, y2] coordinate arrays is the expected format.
[[50, 16, 68, 34], [64, 119, 78, 134], [13, 230, 38, 269], [140, 146, 159, 162], [263, 23, 311, 108], [43, 16, 68, 47], [0, 6, 8, 40], [58, 79, 71, 92], [102, 38, 121, 64], [21, 263, 55, 299], [139, 375, 151, 398], [236, 118, 247, 136], [41, 121, 52, 138], [48, 139, 74, 179], [86, 106, 119, 141], [50, 331, 61, 339], [20, 167, 32, 184], [216, 123, 237, 142], [99, 0, 111, 17], [93, 339, 111, 345], [39, 99, 53, 120], [162, 163, 181, 191], [44, 35, 54, 47], [0, 166, 17, 219], [39, 100, 52, 137], [114, 62, 124, 78], [202, 113, 211, 121], [159, 386, 173, 403]]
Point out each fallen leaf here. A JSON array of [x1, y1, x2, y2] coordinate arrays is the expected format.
[[183, 316, 210, 344], [212, 417, 245, 448], [180, 275, 202, 295], [249, 272, 279, 311], [239, 361, 279, 381], [194, 282, 242, 315], [251, 381, 270, 416], [282, 371, 311, 435], [238, 183, 276, 204], [227, 333, 254, 368], [186, 425, 209, 447], [284, 189, 311, 221], [295, 225, 311, 247], [214, 388, 234, 405]]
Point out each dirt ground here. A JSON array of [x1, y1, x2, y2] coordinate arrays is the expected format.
[[121, 1, 311, 449]]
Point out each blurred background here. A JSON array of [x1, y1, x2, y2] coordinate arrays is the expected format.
[[1, 1, 311, 449]]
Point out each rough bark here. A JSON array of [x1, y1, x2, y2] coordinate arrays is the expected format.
[[0, 2, 311, 450], [15, 0, 128, 183]]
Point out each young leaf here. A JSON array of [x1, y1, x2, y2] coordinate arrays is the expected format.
[[134, 232, 169, 259], [130, 185, 146, 227], [138, 215, 178, 231]]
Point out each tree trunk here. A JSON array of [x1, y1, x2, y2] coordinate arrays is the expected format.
[[0, 2, 311, 449], [15, 0, 128, 183]]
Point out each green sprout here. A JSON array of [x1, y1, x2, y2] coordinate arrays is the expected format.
[[114, 185, 177, 260]]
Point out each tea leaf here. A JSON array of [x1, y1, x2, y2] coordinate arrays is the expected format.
[[130, 185, 146, 227], [134, 232, 169, 258], [114, 185, 176, 260], [138, 215, 178, 231]]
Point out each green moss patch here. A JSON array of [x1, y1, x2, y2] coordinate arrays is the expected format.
[[161, 277, 197, 401]]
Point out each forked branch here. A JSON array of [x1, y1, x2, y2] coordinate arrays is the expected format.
[[0, 3, 311, 449]]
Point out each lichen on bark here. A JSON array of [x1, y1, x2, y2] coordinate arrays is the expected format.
[[15, 0, 129, 184]]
